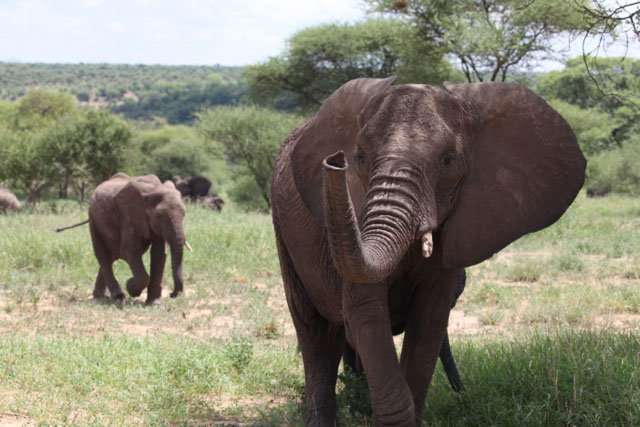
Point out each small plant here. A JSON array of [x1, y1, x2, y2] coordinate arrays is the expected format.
[[506, 262, 542, 282], [336, 367, 372, 422], [479, 309, 504, 326], [223, 336, 254, 373], [255, 319, 281, 339], [555, 253, 585, 273]]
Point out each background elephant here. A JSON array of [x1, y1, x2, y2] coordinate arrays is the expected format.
[[0, 186, 20, 213], [89, 173, 188, 304], [172, 175, 224, 211], [198, 192, 224, 211], [270, 77, 585, 426], [172, 175, 212, 200]]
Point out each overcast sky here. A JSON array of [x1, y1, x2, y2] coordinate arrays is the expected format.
[[0, 0, 637, 68]]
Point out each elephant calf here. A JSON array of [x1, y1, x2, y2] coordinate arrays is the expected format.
[[88, 173, 189, 304]]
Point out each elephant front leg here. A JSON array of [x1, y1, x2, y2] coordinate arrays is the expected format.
[[399, 269, 458, 424], [147, 240, 167, 304], [124, 253, 150, 299], [343, 282, 415, 427]]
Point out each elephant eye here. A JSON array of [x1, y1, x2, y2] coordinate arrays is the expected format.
[[440, 149, 456, 168], [354, 148, 366, 168]]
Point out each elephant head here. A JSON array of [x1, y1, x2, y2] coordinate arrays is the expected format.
[[115, 175, 187, 297], [291, 77, 586, 283]]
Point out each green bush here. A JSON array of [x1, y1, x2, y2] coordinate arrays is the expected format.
[[196, 105, 305, 211], [586, 141, 640, 196]]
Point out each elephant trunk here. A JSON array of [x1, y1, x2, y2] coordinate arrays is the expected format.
[[164, 217, 185, 298], [323, 151, 424, 284], [169, 243, 184, 298]]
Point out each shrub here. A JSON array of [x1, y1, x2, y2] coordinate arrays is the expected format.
[[586, 141, 640, 196]]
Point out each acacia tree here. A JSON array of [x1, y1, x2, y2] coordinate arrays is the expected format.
[[245, 18, 455, 113], [367, 0, 595, 82], [196, 106, 305, 210], [572, 1, 640, 96]]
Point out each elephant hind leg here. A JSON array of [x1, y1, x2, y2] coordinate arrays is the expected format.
[[89, 222, 124, 300], [93, 269, 108, 299]]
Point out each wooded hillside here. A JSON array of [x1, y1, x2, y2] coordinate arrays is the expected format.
[[0, 63, 246, 124]]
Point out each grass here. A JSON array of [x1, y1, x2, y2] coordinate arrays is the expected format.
[[0, 192, 639, 425]]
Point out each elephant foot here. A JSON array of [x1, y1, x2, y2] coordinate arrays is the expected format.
[[306, 405, 337, 427], [169, 289, 182, 298], [126, 278, 146, 298], [110, 290, 125, 301], [92, 289, 108, 299], [145, 296, 162, 305]]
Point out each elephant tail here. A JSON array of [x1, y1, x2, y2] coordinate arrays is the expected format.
[[440, 332, 464, 392], [56, 219, 89, 232]]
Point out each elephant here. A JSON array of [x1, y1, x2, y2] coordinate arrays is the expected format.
[[87, 173, 189, 304], [172, 175, 212, 201], [172, 175, 224, 211], [198, 192, 225, 211], [0, 186, 20, 213], [270, 77, 586, 426]]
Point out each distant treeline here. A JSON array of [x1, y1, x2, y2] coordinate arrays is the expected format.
[[0, 62, 246, 124]]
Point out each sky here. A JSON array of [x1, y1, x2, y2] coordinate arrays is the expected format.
[[0, 0, 366, 65], [0, 0, 637, 68]]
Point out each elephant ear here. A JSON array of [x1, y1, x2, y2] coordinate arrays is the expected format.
[[441, 82, 586, 269], [114, 179, 156, 239], [291, 76, 397, 226]]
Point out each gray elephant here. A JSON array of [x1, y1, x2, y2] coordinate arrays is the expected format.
[[172, 175, 224, 211], [270, 77, 586, 426], [172, 175, 212, 201], [198, 192, 224, 211], [0, 186, 20, 213], [60, 173, 189, 304]]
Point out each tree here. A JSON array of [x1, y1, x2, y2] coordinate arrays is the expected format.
[[535, 55, 640, 196], [367, 0, 595, 82], [245, 18, 455, 113], [536, 56, 640, 149], [78, 110, 133, 185], [0, 129, 56, 203], [13, 89, 75, 130], [572, 1, 639, 97], [196, 106, 305, 210]]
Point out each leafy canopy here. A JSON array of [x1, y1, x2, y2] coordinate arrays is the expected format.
[[245, 18, 455, 113], [196, 106, 304, 210], [367, 0, 594, 82]]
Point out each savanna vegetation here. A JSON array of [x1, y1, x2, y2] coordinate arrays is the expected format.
[[0, 0, 639, 424], [0, 194, 639, 425]]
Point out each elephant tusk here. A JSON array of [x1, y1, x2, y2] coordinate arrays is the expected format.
[[422, 232, 433, 258], [185, 241, 193, 252], [164, 242, 168, 255]]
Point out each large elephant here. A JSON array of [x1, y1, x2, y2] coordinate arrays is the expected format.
[[0, 186, 20, 213], [270, 77, 586, 426], [89, 173, 188, 304]]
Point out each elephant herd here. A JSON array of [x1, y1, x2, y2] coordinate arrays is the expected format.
[[13, 78, 588, 426]]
